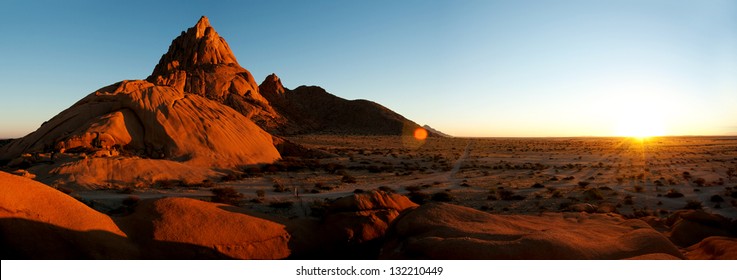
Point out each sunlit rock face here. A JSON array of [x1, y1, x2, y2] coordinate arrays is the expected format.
[[147, 16, 281, 127]]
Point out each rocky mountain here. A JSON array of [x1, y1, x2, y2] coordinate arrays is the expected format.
[[0, 79, 280, 188], [259, 74, 424, 135], [146, 16, 284, 130], [0, 16, 435, 188], [423, 125, 452, 138]]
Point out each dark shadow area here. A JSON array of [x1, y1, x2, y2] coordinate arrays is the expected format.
[[217, 204, 385, 259], [1, 217, 234, 259]]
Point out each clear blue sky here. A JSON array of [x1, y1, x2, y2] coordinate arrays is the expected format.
[[1, 0, 735, 138]]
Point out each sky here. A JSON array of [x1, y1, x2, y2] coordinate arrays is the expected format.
[[1, 0, 735, 138]]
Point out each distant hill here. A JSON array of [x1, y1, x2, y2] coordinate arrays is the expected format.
[[260, 74, 423, 135], [423, 125, 452, 138]]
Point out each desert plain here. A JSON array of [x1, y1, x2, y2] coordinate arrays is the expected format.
[[2, 134, 736, 260]]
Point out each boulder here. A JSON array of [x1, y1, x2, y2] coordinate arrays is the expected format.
[[0, 172, 137, 259], [684, 236, 737, 260], [117, 197, 290, 259], [380, 202, 683, 259]]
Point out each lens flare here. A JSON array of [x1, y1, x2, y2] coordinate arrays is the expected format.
[[414, 127, 428, 140]]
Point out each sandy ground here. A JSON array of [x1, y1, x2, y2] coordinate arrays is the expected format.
[[76, 136, 737, 219]]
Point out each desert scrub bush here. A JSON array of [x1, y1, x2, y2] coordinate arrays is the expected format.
[[634, 185, 644, 192], [269, 200, 294, 209], [499, 190, 525, 201], [309, 199, 331, 218], [273, 183, 290, 193], [116, 187, 134, 194], [531, 183, 545, 189], [156, 179, 183, 189], [623, 195, 634, 205], [710, 195, 725, 203], [577, 181, 590, 188], [583, 188, 604, 201], [408, 191, 428, 204], [665, 189, 684, 198], [431, 191, 454, 202], [255, 189, 266, 199], [211, 187, 243, 205], [314, 182, 334, 191], [405, 185, 421, 192], [57, 187, 74, 195], [220, 172, 240, 182], [122, 195, 140, 206], [341, 174, 357, 184], [683, 200, 703, 210], [693, 178, 706, 187]]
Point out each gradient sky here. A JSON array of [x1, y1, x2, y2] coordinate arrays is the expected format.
[[1, 0, 735, 138]]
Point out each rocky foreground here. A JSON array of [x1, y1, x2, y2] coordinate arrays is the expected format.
[[1, 171, 734, 259]]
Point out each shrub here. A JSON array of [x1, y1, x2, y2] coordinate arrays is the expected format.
[[255, 189, 266, 198], [499, 190, 525, 201], [122, 195, 140, 206], [531, 183, 545, 189], [634, 185, 644, 192], [221, 173, 239, 182], [684, 200, 703, 210], [710, 195, 725, 203], [583, 188, 604, 200], [273, 183, 289, 193], [623, 195, 634, 205], [309, 200, 330, 218], [117, 187, 133, 194], [269, 200, 294, 209], [431, 191, 454, 202], [211, 187, 243, 205], [665, 189, 684, 198], [694, 178, 706, 187], [405, 186, 421, 192], [551, 189, 563, 198], [57, 187, 74, 195], [408, 191, 428, 204], [578, 181, 590, 188], [341, 174, 357, 184]]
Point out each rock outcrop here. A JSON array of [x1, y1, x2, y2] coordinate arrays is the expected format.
[[117, 197, 291, 259], [288, 191, 417, 259], [665, 210, 736, 247], [0, 172, 138, 259], [259, 75, 425, 135], [147, 16, 282, 128], [685, 236, 737, 260], [0, 80, 280, 188], [380, 202, 684, 259]]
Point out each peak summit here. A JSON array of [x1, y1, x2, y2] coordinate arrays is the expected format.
[[260, 73, 286, 96], [147, 16, 268, 107], [149, 16, 239, 77]]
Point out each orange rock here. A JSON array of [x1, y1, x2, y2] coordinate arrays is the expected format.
[[381, 203, 684, 259], [117, 197, 291, 259], [0, 79, 280, 188], [0, 172, 137, 259], [685, 236, 737, 260]]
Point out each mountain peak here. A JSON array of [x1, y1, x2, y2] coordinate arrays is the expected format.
[[260, 73, 286, 96], [194, 16, 211, 32], [149, 16, 239, 78]]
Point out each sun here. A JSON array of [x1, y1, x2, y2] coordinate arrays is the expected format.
[[614, 113, 666, 139]]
